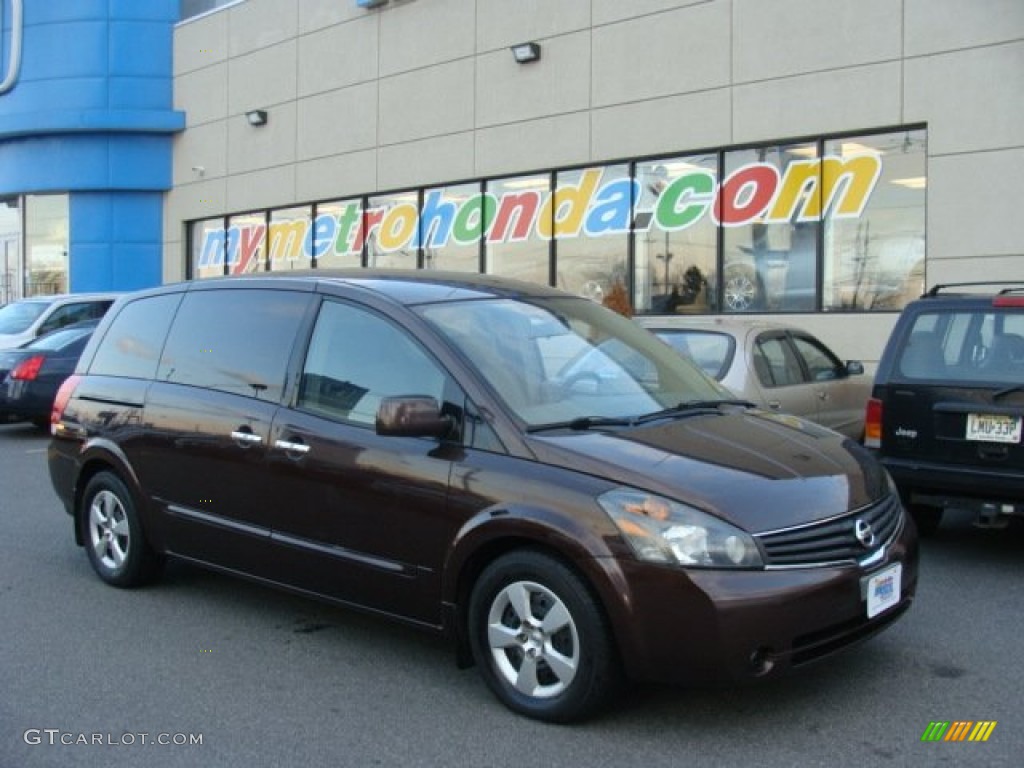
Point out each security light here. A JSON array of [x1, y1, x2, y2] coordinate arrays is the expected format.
[[510, 42, 541, 64], [245, 110, 268, 127]]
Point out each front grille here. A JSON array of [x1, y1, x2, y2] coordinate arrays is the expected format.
[[756, 496, 903, 567]]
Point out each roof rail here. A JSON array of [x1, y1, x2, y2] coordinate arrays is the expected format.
[[924, 281, 1024, 297]]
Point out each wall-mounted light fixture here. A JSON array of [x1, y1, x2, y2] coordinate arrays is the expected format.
[[245, 110, 268, 127], [510, 42, 541, 64], [356, 0, 389, 8]]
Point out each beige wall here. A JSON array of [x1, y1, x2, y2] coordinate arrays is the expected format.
[[165, 0, 1024, 362]]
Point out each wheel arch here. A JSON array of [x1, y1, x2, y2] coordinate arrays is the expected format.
[[442, 506, 631, 671]]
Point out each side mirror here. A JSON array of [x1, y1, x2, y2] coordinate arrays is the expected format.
[[376, 396, 452, 438], [846, 360, 865, 376]]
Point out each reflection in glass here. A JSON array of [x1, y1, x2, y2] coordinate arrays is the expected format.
[[191, 217, 227, 279], [421, 182, 482, 272], [269, 206, 312, 271], [722, 143, 819, 313], [485, 175, 551, 286], [25, 194, 69, 295], [822, 130, 926, 311], [555, 165, 630, 309], [228, 212, 267, 274], [0, 197, 22, 302], [315, 199, 363, 270], [635, 156, 717, 314], [367, 191, 419, 270]]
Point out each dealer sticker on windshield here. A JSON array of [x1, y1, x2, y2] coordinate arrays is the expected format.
[[866, 564, 901, 619]]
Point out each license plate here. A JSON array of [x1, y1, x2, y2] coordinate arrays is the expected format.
[[865, 564, 901, 619], [966, 413, 1022, 443]]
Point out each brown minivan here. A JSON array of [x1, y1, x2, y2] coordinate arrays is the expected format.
[[48, 271, 918, 722]]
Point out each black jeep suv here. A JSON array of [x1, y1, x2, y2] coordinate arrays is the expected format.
[[866, 282, 1024, 534]]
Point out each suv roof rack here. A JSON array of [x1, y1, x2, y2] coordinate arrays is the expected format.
[[924, 281, 1024, 297]]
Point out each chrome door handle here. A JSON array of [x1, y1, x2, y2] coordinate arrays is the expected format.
[[230, 430, 263, 444], [767, 400, 782, 410], [274, 439, 310, 454]]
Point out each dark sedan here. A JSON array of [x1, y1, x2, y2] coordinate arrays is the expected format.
[[0, 320, 98, 428]]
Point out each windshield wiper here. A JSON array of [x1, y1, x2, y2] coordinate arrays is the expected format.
[[633, 398, 756, 425], [526, 416, 637, 433]]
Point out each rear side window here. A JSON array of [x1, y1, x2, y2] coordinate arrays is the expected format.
[[158, 289, 309, 400], [655, 330, 734, 380], [90, 295, 182, 379]]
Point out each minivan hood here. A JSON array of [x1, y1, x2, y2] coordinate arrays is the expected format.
[[527, 410, 886, 534]]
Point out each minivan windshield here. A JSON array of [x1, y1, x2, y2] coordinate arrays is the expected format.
[[0, 300, 48, 334], [418, 297, 732, 428]]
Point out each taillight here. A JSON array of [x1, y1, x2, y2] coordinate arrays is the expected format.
[[864, 398, 883, 448], [11, 355, 45, 381], [50, 374, 81, 432], [993, 295, 1024, 307]]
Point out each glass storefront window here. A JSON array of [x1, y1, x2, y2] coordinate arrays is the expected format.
[[184, 127, 925, 314], [192, 216, 228, 279], [227, 212, 267, 274], [269, 206, 312, 271], [554, 165, 630, 307], [366, 191, 419, 270], [314, 199, 363, 269], [25, 194, 69, 295], [421, 182, 482, 272], [822, 130, 926, 311], [0, 197, 20, 302], [485, 174, 551, 286], [635, 156, 718, 314], [722, 143, 818, 313]]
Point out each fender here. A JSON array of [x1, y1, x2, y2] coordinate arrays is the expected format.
[[72, 437, 151, 547], [440, 501, 640, 667]]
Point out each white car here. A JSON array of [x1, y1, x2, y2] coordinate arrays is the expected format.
[[0, 293, 121, 350]]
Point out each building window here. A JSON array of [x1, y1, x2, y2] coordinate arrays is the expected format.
[[185, 127, 927, 316], [635, 155, 718, 314], [554, 165, 630, 305], [484, 174, 552, 286], [822, 129, 926, 311], [0, 197, 20, 302], [422, 182, 483, 272], [25, 194, 69, 296], [721, 143, 819, 313]]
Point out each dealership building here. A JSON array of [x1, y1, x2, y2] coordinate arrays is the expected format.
[[1, 0, 1022, 362]]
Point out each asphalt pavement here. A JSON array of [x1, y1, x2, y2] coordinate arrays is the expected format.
[[1, 422, 1021, 767]]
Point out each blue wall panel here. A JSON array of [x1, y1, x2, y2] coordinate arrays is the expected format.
[[71, 192, 164, 292], [0, 0, 182, 292]]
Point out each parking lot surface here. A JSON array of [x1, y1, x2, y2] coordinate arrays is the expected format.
[[1, 422, 1021, 767]]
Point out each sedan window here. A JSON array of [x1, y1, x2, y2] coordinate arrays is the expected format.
[[755, 336, 805, 387], [790, 334, 843, 381]]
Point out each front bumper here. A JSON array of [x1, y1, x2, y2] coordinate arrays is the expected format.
[[608, 512, 918, 684]]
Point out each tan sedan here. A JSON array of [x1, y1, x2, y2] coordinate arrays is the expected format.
[[637, 316, 870, 440]]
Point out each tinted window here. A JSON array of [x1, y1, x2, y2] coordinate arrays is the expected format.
[[756, 336, 805, 387], [90, 295, 182, 379], [158, 289, 309, 399], [790, 334, 841, 381], [298, 300, 446, 425], [0, 301, 48, 334], [900, 309, 1024, 381], [26, 324, 95, 351], [655, 330, 734, 380], [37, 301, 112, 335]]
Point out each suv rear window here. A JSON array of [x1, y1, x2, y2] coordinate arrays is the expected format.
[[897, 309, 1024, 381]]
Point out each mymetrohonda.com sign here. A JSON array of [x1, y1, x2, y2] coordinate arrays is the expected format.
[[198, 154, 882, 272]]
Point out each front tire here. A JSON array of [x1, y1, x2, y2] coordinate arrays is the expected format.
[[80, 471, 163, 587], [468, 550, 618, 723]]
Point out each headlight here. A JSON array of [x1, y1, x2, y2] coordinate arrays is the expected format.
[[598, 488, 763, 568]]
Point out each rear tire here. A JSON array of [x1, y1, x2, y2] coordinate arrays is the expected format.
[[909, 503, 943, 537], [468, 551, 619, 723], [80, 471, 163, 587]]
